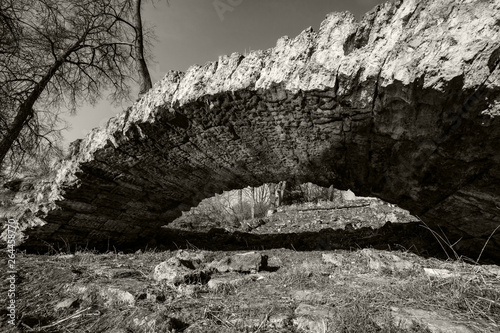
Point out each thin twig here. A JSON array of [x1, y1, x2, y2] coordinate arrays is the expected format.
[[476, 224, 500, 263], [476, 296, 500, 307], [186, 239, 199, 250], [254, 308, 273, 333], [38, 306, 92, 330]]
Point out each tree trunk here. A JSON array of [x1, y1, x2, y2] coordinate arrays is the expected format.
[[250, 187, 255, 219], [238, 188, 243, 216], [0, 58, 67, 169], [133, 0, 152, 96], [0, 30, 85, 169], [277, 181, 287, 206], [0, 103, 33, 169], [268, 183, 276, 210]]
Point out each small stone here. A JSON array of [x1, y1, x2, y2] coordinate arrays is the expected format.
[[177, 284, 200, 297], [322, 253, 343, 267], [57, 254, 75, 260], [361, 249, 416, 273], [176, 250, 206, 269], [210, 252, 267, 273], [293, 303, 333, 333], [100, 287, 135, 306], [392, 259, 414, 272], [153, 257, 195, 284], [389, 307, 474, 333], [131, 310, 187, 332], [65, 283, 136, 306], [423, 268, 459, 279], [54, 298, 78, 311], [268, 313, 292, 328], [293, 317, 329, 333], [267, 256, 282, 268]]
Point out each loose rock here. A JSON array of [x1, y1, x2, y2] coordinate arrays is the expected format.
[[153, 257, 210, 285], [210, 252, 268, 273], [322, 253, 343, 267], [293, 303, 334, 333], [54, 298, 78, 311], [389, 307, 474, 333]]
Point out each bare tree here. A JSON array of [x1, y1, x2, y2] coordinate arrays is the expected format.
[[243, 185, 271, 219], [276, 181, 290, 206], [104, 0, 156, 96], [133, 0, 153, 95], [0, 0, 161, 174], [298, 182, 329, 203]]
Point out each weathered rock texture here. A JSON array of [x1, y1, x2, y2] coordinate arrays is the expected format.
[[8, 0, 500, 259]]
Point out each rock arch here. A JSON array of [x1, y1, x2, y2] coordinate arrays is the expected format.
[[18, 0, 500, 259]]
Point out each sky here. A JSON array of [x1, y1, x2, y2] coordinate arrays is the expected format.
[[61, 0, 387, 147]]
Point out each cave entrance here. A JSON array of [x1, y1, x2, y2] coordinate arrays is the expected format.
[[159, 183, 440, 258], [168, 182, 419, 233]]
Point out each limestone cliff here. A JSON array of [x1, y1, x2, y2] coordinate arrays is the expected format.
[[5, 0, 500, 259]]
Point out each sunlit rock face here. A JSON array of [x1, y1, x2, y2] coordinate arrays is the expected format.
[[14, 0, 500, 259]]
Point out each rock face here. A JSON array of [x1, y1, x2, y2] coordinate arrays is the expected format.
[[8, 0, 500, 259]]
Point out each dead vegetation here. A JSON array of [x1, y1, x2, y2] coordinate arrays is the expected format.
[[1, 246, 499, 333], [1, 195, 499, 332]]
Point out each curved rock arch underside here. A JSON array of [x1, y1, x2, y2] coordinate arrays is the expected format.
[[20, 0, 500, 259]]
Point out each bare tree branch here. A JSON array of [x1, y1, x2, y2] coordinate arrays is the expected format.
[[0, 0, 150, 175]]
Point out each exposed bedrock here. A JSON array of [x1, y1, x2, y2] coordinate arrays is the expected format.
[[14, 0, 500, 260]]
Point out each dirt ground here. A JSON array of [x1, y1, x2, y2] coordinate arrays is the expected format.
[[1, 200, 499, 332], [1, 246, 499, 333]]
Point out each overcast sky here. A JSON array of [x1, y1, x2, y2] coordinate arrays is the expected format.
[[61, 0, 387, 147]]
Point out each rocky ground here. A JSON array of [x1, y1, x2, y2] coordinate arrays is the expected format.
[[1, 195, 499, 332], [1, 245, 499, 333], [169, 198, 419, 234]]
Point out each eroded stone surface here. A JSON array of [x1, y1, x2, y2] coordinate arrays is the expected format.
[[3, 0, 499, 260]]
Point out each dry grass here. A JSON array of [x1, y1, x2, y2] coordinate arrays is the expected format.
[[1, 246, 499, 333]]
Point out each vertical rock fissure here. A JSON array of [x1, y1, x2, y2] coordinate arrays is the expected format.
[[402, 1, 422, 27], [334, 67, 341, 98], [227, 55, 245, 79], [371, 72, 382, 115]]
